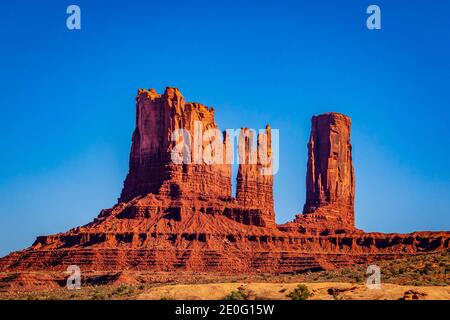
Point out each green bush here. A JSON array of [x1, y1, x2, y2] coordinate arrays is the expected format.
[[287, 284, 311, 300], [327, 288, 343, 300], [91, 290, 107, 300], [224, 290, 247, 300], [224, 285, 256, 300], [109, 284, 134, 298]]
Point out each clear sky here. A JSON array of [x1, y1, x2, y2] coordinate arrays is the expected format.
[[0, 0, 449, 256]]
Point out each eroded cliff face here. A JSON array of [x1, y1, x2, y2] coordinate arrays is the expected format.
[[0, 88, 448, 274]]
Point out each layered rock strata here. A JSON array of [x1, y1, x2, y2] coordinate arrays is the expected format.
[[0, 87, 448, 275]]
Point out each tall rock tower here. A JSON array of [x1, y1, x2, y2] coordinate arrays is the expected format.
[[119, 87, 232, 202], [118, 87, 275, 227], [302, 112, 355, 227], [235, 126, 275, 227]]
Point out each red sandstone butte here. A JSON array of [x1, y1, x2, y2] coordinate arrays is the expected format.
[[0, 87, 448, 274]]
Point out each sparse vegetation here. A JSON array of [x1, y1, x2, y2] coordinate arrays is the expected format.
[[111, 284, 134, 297], [327, 288, 343, 300], [287, 284, 311, 300], [224, 290, 247, 300], [91, 289, 107, 300], [224, 285, 256, 300], [0, 250, 448, 300], [295, 249, 450, 287]]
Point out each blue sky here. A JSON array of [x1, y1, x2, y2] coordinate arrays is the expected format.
[[0, 0, 449, 256]]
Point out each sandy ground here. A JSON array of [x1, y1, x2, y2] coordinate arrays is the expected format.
[[136, 282, 450, 300]]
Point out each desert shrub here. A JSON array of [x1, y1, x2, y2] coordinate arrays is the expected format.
[[327, 288, 343, 300], [224, 285, 256, 300], [224, 290, 247, 300], [91, 290, 107, 300], [110, 284, 134, 297], [115, 284, 128, 293], [287, 284, 311, 300]]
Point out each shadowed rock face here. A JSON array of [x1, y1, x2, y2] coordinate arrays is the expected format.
[[303, 113, 355, 227], [0, 87, 448, 274]]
